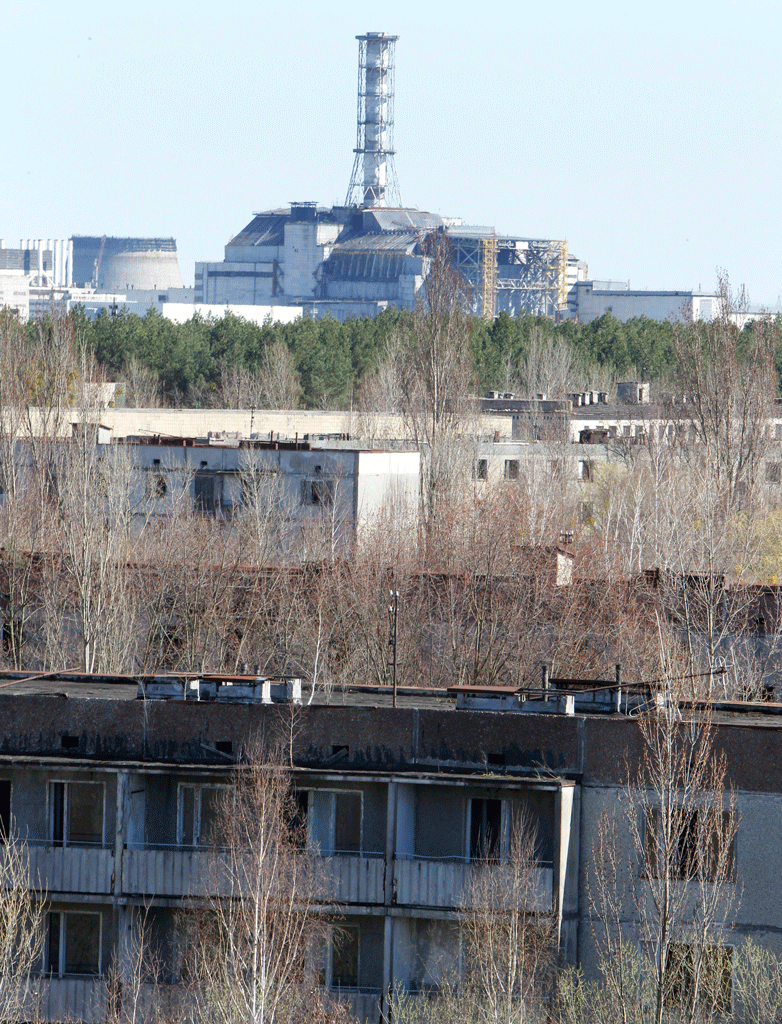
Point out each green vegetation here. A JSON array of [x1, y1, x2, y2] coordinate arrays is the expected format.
[[51, 304, 782, 408]]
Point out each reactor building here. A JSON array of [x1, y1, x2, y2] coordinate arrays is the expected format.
[[195, 32, 587, 321]]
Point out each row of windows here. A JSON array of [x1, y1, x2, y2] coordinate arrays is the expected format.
[[141, 471, 338, 511], [3, 780, 554, 865]]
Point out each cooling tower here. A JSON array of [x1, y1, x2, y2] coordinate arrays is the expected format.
[[71, 237, 184, 291]]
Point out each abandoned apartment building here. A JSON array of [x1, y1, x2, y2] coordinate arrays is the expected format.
[[2, 670, 782, 1022]]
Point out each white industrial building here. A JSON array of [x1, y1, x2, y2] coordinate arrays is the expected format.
[[194, 33, 586, 322]]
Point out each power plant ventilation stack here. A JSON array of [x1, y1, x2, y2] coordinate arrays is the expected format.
[[345, 32, 401, 208]]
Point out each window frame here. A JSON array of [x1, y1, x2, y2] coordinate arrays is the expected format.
[[177, 783, 231, 848], [309, 789, 363, 856], [644, 805, 736, 882], [47, 910, 103, 978], [49, 780, 106, 849]]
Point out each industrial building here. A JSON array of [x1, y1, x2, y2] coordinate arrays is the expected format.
[[195, 33, 587, 322]]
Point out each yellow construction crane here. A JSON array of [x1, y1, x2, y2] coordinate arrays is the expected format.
[[481, 234, 496, 321], [557, 240, 569, 315]]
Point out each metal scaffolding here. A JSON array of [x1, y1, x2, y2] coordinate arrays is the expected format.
[[450, 234, 569, 319], [480, 234, 496, 321], [345, 32, 401, 208]]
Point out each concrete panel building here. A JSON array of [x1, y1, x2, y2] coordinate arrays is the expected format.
[[2, 672, 782, 1021]]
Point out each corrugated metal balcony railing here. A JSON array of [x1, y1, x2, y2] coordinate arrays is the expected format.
[[26, 844, 114, 895], [36, 978, 107, 1023], [321, 853, 385, 904], [393, 858, 554, 910]]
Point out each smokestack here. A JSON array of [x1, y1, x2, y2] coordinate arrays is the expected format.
[[345, 31, 400, 208]]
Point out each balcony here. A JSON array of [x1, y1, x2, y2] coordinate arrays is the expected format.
[[321, 854, 385, 904], [27, 844, 114, 895], [123, 847, 219, 898], [393, 858, 554, 910], [36, 978, 107, 1023]]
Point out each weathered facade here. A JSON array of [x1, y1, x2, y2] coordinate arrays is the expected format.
[[3, 673, 782, 1021]]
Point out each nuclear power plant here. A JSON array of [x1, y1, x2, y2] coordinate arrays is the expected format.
[[195, 32, 587, 321], [3, 32, 731, 327]]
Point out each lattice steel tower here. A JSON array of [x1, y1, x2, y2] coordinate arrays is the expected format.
[[345, 32, 401, 208]]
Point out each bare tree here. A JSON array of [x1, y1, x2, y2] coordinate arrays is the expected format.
[[461, 817, 555, 1024], [185, 739, 325, 1024], [0, 834, 46, 1022], [673, 272, 776, 510], [585, 694, 738, 1024], [397, 231, 478, 542]]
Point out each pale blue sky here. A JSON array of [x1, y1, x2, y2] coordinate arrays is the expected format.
[[5, 0, 782, 305]]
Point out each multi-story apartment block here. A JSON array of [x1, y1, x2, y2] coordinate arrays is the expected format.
[[4, 670, 782, 1022]]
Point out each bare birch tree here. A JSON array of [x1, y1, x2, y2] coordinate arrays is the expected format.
[[584, 695, 739, 1024], [0, 835, 46, 1022], [185, 740, 325, 1024]]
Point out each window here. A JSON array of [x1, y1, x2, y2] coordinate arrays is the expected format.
[[470, 797, 503, 862], [331, 926, 359, 989], [504, 459, 519, 481], [51, 782, 104, 847], [0, 780, 9, 839], [310, 790, 362, 855], [579, 501, 594, 525], [474, 459, 488, 481], [766, 461, 782, 485], [623, 425, 631, 437], [47, 911, 101, 977], [302, 479, 335, 507], [178, 785, 228, 847], [645, 807, 735, 880], [667, 943, 732, 1015], [579, 460, 593, 482], [194, 472, 219, 513], [145, 471, 167, 498]]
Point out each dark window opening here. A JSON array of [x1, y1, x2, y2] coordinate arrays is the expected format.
[[214, 740, 233, 755], [47, 912, 101, 977], [332, 927, 359, 989], [504, 459, 519, 481], [334, 792, 361, 854], [61, 734, 79, 749], [645, 807, 734, 880], [667, 943, 732, 1015], [303, 479, 336, 507], [146, 472, 167, 498], [487, 753, 505, 767], [475, 459, 488, 481], [0, 780, 10, 839], [194, 473, 217, 513], [471, 797, 502, 861]]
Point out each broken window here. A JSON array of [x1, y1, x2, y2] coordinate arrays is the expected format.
[[504, 459, 519, 481], [0, 780, 9, 840], [47, 912, 101, 976], [331, 926, 359, 989], [645, 807, 734, 881], [194, 472, 219, 513], [51, 782, 104, 847], [470, 797, 503, 862], [474, 459, 488, 481], [145, 471, 167, 498], [302, 479, 335, 507], [667, 943, 733, 1015], [766, 461, 782, 485]]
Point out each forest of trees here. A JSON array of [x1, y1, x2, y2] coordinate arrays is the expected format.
[[50, 301, 782, 410]]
